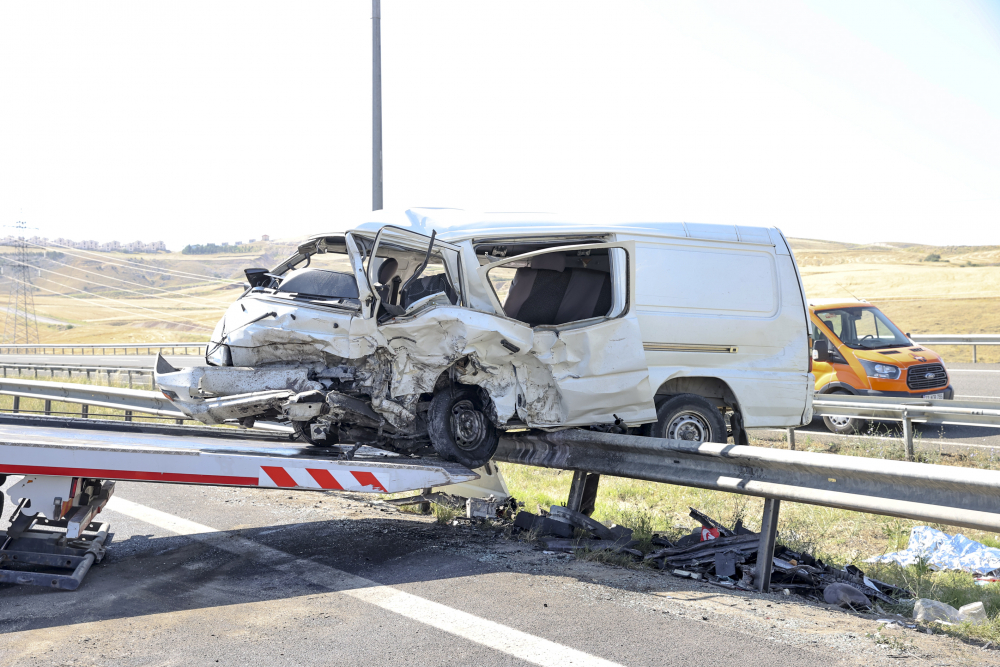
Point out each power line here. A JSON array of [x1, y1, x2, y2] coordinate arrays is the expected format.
[[3, 255, 230, 309], [7, 276, 213, 331], [13, 273, 216, 330], [35, 254, 232, 306], [24, 239, 240, 284]]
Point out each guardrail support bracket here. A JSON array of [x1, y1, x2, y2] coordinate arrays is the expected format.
[[566, 470, 588, 512], [756, 497, 780, 593]]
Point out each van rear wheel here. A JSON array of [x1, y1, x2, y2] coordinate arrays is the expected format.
[[646, 394, 726, 443]]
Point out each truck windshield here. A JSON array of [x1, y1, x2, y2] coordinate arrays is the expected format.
[[814, 307, 910, 349]]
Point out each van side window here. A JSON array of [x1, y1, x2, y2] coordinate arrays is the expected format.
[[817, 311, 843, 339], [487, 249, 617, 327]]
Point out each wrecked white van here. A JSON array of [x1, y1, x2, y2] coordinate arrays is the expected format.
[[155, 210, 814, 468]]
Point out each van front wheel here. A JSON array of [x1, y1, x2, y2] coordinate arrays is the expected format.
[[821, 391, 869, 434], [646, 394, 726, 443], [428, 387, 499, 468]]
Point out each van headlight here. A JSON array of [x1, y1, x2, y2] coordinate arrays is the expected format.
[[859, 359, 900, 380], [206, 343, 233, 367]]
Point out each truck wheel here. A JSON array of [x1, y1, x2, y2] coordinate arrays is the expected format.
[[821, 391, 869, 434], [647, 394, 727, 443], [428, 387, 499, 468]]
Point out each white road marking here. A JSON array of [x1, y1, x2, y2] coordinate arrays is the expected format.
[[107, 497, 622, 667]]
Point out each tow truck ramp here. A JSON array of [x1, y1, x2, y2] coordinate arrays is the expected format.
[[0, 416, 481, 589]]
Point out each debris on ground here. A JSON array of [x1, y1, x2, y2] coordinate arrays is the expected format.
[[914, 599, 990, 625], [867, 525, 1000, 575], [823, 582, 871, 610], [394, 496, 993, 629]]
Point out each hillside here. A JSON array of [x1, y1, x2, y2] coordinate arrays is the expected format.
[[789, 238, 1000, 362]]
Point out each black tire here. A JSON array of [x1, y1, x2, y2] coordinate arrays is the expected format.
[[428, 386, 499, 468], [821, 392, 869, 434], [646, 393, 727, 443]]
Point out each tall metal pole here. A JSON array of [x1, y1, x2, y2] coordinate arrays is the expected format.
[[372, 0, 383, 211]]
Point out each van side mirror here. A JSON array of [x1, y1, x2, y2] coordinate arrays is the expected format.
[[244, 268, 270, 288], [812, 339, 831, 363]]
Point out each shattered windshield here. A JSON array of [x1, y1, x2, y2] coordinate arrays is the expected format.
[[266, 238, 361, 306], [814, 307, 910, 349]]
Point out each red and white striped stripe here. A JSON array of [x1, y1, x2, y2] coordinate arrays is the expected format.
[[258, 466, 387, 492]]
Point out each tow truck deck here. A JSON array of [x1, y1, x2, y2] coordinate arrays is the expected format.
[[0, 415, 480, 589]]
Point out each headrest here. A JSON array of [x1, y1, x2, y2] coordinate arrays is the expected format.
[[377, 257, 398, 284], [529, 253, 565, 272]]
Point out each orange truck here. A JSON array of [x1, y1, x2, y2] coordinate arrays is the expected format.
[[809, 299, 953, 433]]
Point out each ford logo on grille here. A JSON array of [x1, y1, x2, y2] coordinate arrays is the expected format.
[[925, 372, 936, 379]]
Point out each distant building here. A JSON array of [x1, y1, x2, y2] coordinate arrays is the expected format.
[[260, 234, 270, 242], [249, 238, 256, 243]]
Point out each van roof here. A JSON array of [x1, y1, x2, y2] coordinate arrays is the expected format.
[[344, 208, 779, 246], [808, 298, 871, 308]]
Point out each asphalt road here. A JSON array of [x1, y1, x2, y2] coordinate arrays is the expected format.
[[0, 354, 199, 371], [0, 479, 857, 667]]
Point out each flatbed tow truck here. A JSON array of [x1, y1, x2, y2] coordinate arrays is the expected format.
[[0, 414, 481, 589]]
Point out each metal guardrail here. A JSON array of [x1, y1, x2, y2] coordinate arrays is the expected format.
[[496, 429, 1000, 532], [911, 334, 1000, 363], [0, 363, 153, 388], [811, 393, 1000, 459], [496, 427, 1000, 590], [0, 343, 207, 356], [0, 379, 184, 420]]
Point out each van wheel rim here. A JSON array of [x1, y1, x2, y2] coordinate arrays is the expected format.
[[451, 400, 489, 451], [828, 415, 853, 428], [667, 412, 712, 441]]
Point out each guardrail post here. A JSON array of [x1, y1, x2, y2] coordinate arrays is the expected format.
[[81, 404, 89, 419], [974, 345, 978, 363], [127, 371, 133, 388], [418, 487, 432, 514], [566, 470, 588, 512], [786, 428, 796, 450], [44, 399, 51, 416], [125, 410, 132, 422], [756, 497, 780, 593], [12, 396, 19, 414], [903, 411, 914, 461]]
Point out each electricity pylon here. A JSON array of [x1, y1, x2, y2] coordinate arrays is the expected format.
[[2, 221, 41, 344]]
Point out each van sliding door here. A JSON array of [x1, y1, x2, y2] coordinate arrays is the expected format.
[[478, 241, 656, 427]]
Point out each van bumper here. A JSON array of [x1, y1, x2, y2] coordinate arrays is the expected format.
[[855, 386, 954, 400]]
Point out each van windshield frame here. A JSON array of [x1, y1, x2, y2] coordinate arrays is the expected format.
[[814, 306, 910, 350]]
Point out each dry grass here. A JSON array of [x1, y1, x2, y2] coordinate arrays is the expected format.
[[790, 238, 1000, 363]]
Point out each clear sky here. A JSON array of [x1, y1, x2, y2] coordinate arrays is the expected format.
[[1, 1, 998, 249]]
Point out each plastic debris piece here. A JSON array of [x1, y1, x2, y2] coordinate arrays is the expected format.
[[914, 598, 961, 624], [823, 583, 871, 609], [867, 526, 1000, 575], [959, 601, 988, 624]]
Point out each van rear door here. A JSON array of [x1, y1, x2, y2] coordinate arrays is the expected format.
[[478, 241, 656, 427]]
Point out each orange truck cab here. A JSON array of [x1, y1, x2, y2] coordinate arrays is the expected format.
[[808, 299, 953, 433]]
